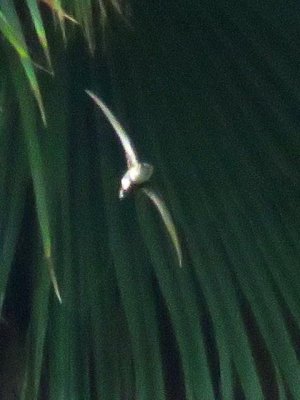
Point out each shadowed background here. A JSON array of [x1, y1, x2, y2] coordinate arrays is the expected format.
[[0, 1, 300, 399]]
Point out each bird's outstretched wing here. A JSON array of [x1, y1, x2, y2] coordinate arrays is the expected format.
[[141, 188, 182, 268], [86, 90, 138, 168], [46, 255, 62, 303]]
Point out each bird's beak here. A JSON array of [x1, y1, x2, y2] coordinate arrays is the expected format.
[[119, 188, 125, 199]]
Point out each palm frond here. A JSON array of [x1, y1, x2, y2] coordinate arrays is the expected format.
[[0, 1, 46, 123], [11, 60, 61, 303], [0, 66, 28, 315], [25, 0, 52, 70], [1, 1, 300, 400]]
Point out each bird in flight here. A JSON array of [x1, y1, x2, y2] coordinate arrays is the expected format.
[[86, 90, 182, 267]]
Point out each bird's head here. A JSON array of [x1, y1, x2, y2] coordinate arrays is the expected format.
[[119, 172, 133, 199]]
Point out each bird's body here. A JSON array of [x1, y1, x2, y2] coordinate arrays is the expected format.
[[120, 162, 154, 198], [86, 90, 182, 267], [86, 90, 154, 198]]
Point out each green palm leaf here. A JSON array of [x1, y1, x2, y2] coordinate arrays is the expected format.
[[0, 0, 46, 124], [1, 1, 300, 399], [25, 0, 52, 70]]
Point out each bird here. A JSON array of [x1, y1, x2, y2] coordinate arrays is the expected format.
[[86, 90, 182, 267]]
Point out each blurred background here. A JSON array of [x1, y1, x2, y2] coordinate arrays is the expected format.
[[0, 1, 300, 399]]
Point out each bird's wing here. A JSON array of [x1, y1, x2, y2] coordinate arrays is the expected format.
[[86, 90, 138, 168], [46, 255, 62, 303], [141, 188, 182, 267]]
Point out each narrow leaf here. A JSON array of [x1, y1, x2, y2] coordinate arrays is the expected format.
[[11, 61, 61, 303], [40, 0, 78, 42], [26, 0, 52, 70], [0, 3, 46, 124]]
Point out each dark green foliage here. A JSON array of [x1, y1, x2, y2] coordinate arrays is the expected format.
[[0, 1, 300, 399]]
